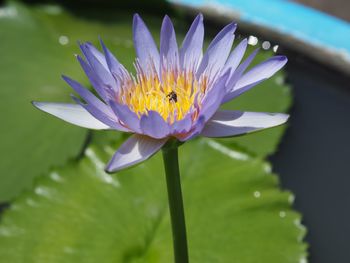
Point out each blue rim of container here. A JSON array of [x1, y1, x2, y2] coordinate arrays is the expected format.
[[169, 0, 350, 75]]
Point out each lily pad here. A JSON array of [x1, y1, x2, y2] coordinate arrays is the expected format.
[[0, 3, 87, 202], [0, 3, 165, 202], [0, 138, 306, 262]]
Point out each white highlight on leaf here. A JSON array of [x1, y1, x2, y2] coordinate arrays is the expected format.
[[10, 204, 21, 211], [63, 246, 76, 254], [26, 198, 38, 207], [85, 148, 120, 188], [294, 218, 307, 242], [0, 226, 24, 237], [275, 75, 284, 85], [50, 171, 64, 182], [263, 163, 272, 173], [253, 191, 261, 198], [206, 140, 250, 161], [42, 5, 62, 15], [288, 194, 295, 204], [104, 145, 116, 156], [0, 6, 17, 18], [34, 186, 52, 198], [279, 211, 286, 218], [59, 35, 69, 45]]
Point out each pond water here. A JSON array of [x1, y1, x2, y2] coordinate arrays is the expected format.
[[271, 49, 350, 263]]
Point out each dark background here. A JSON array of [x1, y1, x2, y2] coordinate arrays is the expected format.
[[270, 1, 350, 263], [294, 0, 350, 22], [271, 51, 350, 263]]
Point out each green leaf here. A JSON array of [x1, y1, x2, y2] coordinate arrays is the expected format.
[[0, 3, 163, 201], [0, 138, 306, 263], [0, 3, 87, 202]]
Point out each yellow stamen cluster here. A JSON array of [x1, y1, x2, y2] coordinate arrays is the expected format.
[[119, 69, 208, 123]]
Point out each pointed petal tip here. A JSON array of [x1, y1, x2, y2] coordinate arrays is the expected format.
[[104, 163, 117, 174], [277, 55, 288, 64], [231, 21, 238, 28], [282, 113, 290, 121], [162, 14, 173, 28], [201, 111, 290, 138], [193, 13, 204, 23], [98, 36, 105, 47], [32, 100, 40, 108], [61, 74, 74, 85], [226, 21, 238, 33], [133, 13, 142, 24], [267, 112, 290, 124], [104, 168, 113, 174], [32, 101, 52, 111], [271, 55, 288, 61], [99, 36, 109, 54]]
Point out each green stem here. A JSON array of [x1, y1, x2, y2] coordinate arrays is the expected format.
[[162, 143, 189, 263]]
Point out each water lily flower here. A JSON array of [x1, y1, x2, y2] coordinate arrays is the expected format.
[[33, 14, 288, 173]]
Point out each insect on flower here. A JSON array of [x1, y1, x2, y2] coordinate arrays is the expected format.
[[33, 14, 289, 173], [166, 91, 178, 103]]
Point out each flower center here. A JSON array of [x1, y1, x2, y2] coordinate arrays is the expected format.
[[118, 68, 208, 123]]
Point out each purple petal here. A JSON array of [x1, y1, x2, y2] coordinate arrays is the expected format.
[[176, 72, 230, 141], [62, 75, 114, 115], [222, 79, 264, 103], [105, 134, 167, 173], [198, 70, 231, 122], [223, 38, 248, 73], [80, 42, 108, 69], [180, 14, 204, 71], [140, 111, 170, 139], [160, 15, 179, 71], [76, 55, 112, 101], [223, 55, 287, 103], [171, 113, 193, 134], [226, 48, 259, 90], [176, 115, 205, 142], [72, 96, 129, 132], [133, 14, 160, 75], [201, 110, 289, 138], [79, 42, 115, 88], [234, 56, 287, 90], [197, 22, 237, 78], [32, 102, 110, 130], [99, 37, 123, 78], [109, 101, 141, 133]]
